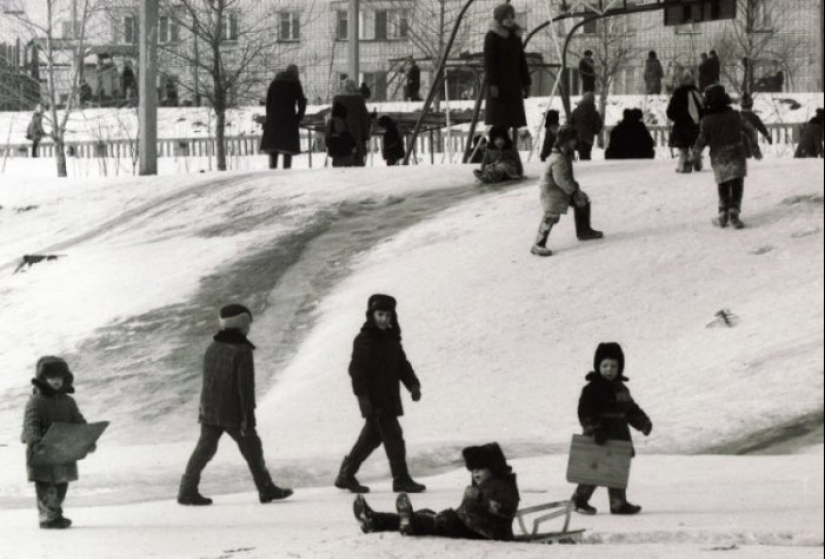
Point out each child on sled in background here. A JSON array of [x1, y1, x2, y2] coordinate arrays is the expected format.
[[354, 443, 520, 541], [572, 343, 653, 516], [21, 357, 92, 529], [473, 126, 523, 184]]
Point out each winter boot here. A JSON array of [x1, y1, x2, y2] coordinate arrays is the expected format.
[[259, 483, 293, 504], [177, 475, 213, 506], [391, 459, 426, 493], [353, 495, 376, 533], [574, 202, 604, 241], [692, 154, 704, 172], [610, 489, 642, 515], [335, 456, 370, 494], [572, 485, 597, 515], [40, 516, 72, 530], [574, 502, 598, 516], [532, 217, 557, 257], [396, 493, 414, 536], [712, 209, 730, 228], [729, 210, 745, 230]]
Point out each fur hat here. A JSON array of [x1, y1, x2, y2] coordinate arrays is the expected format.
[[545, 110, 560, 127], [463, 442, 509, 474], [584, 50, 593, 57], [367, 294, 397, 313], [493, 3, 515, 23], [34, 356, 75, 393], [593, 342, 625, 376], [556, 125, 579, 145], [631, 108, 644, 121], [704, 84, 732, 109], [740, 92, 754, 109], [219, 304, 253, 331]]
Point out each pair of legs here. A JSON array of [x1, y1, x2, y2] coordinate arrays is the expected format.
[[268, 152, 293, 170], [532, 202, 604, 257], [676, 148, 703, 173], [715, 178, 745, 228], [336, 414, 424, 493], [572, 484, 641, 515], [578, 142, 594, 161], [354, 494, 483, 539], [31, 141, 40, 158], [35, 482, 71, 528], [180, 424, 291, 504]]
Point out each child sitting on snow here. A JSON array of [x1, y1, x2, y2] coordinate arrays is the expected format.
[[572, 343, 653, 516], [353, 443, 520, 541], [473, 127, 523, 184], [21, 357, 92, 529]]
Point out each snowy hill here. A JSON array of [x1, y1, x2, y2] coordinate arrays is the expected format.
[[0, 157, 822, 557]]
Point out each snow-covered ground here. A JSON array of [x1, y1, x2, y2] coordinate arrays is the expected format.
[[0, 155, 822, 557]]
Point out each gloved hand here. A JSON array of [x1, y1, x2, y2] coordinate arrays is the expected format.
[[572, 189, 590, 208], [641, 420, 653, 437], [358, 396, 374, 417], [88, 443, 97, 454], [489, 85, 499, 99], [523, 85, 531, 99], [411, 386, 422, 402], [590, 428, 609, 446]]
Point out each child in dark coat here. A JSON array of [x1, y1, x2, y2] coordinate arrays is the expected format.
[[377, 115, 406, 166], [572, 343, 653, 516], [473, 126, 523, 184], [21, 357, 90, 529], [179, 304, 293, 506], [326, 101, 357, 167], [354, 443, 520, 541]]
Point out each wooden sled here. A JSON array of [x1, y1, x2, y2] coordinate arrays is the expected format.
[[513, 500, 585, 544]]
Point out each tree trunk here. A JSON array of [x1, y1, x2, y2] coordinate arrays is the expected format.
[[55, 137, 68, 178], [215, 108, 227, 171]]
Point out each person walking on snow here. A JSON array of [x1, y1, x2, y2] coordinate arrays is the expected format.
[[335, 295, 426, 495], [579, 50, 597, 94], [644, 51, 664, 95], [178, 304, 293, 506], [260, 64, 307, 170], [693, 84, 761, 230], [531, 126, 604, 257], [333, 79, 371, 167], [325, 102, 357, 167], [570, 92, 603, 161], [26, 106, 46, 158], [667, 71, 704, 173], [572, 343, 653, 516], [22, 357, 94, 529], [484, 4, 531, 135], [353, 443, 520, 541]]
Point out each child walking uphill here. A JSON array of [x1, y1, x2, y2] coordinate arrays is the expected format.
[[473, 126, 523, 184], [572, 343, 653, 516], [178, 304, 293, 506], [22, 357, 91, 529], [354, 443, 520, 541], [531, 125, 603, 257]]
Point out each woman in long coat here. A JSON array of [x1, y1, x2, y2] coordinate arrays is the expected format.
[[260, 65, 307, 170], [667, 71, 704, 173], [484, 4, 531, 131]]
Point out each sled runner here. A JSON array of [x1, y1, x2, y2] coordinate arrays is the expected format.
[[513, 500, 585, 544]]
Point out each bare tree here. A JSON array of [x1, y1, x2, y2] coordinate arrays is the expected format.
[[6, 0, 105, 177], [715, 0, 803, 95]]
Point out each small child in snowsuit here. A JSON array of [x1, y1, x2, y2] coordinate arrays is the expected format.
[[473, 126, 523, 184], [326, 101, 357, 168], [354, 443, 520, 541], [572, 343, 653, 516], [540, 110, 561, 163], [21, 357, 91, 529], [377, 115, 406, 166], [531, 125, 604, 257]]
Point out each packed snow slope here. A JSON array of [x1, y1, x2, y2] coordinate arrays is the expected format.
[[0, 158, 822, 508]]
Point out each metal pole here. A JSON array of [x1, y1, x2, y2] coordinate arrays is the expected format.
[[139, 0, 159, 175], [463, 76, 487, 163], [348, 0, 360, 82]]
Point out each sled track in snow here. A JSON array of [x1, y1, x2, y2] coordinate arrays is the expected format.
[[583, 530, 824, 548]]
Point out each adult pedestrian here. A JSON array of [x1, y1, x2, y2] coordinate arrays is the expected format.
[[360, 82, 372, 101], [693, 84, 761, 230], [698, 53, 712, 92], [332, 79, 371, 166], [644, 51, 664, 95], [121, 61, 136, 102], [795, 109, 825, 158], [484, 3, 532, 134], [406, 58, 421, 102], [334, 294, 426, 495], [605, 109, 656, 160], [26, 105, 46, 158], [260, 64, 307, 170], [570, 92, 603, 161], [579, 50, 597, 94], [708, 50, 721, 85], [667, 71, 704, 173]]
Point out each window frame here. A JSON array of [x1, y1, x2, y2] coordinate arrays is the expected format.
[[278, 11, 301, 43]]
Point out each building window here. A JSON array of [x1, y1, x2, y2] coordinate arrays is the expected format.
[[123, 15, 138, 45], [749, 0, 773, 32], [387, 9, 409, 40], [158, 16, 180, 44], [279, 12, 300, 42], [359, 10, 376, 40], [222, 13, 240, 42], [675, 22, 701, 35], [337, 10, 348, 40]]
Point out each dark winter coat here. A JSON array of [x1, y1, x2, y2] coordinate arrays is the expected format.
[[480, 141, 522, 180], [540, 127, 558, 162], [795, 117, 824, 158], [579, 58, 596, 93], [326, 103, 357, 163], [644, 58, 664, 94], [578, 372, 651, 456], [606, 115, 656, 160], [484, 22, 531, 128], [740, 110, 770, 143], [198, 330, 257, 430], [570, 96, 603, 146], [260, 72, 307, 155], [121, 67, 136, 91], [540, 148, 580, 216], [406, 64, 421, 100], [27, 113, 45, 141], [667, 85, 703, 148], [698, 59, 714, 91], [695, 106, 755, 184], [457, 473, 520, 541], [349, 322, 420, 418], [22, 380, 87, 483], [378, 116, 405, 165], [333, 84, 371, 164]]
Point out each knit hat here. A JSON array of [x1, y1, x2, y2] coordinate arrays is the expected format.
[[493, 3, 515, 23], [704, 84, 731, 109], [556, 125, 578, 145], [463, 443, 509, 475], [219, 304, 253, 331], [593, 342, 625, 376], [545, 110, 560, 126], [740, 92, 754, 109]]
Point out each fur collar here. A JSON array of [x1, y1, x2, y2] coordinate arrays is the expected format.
[[489, 20, 523, 39], [213, 329, 256, 350], [31, 378, 75, 396]]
